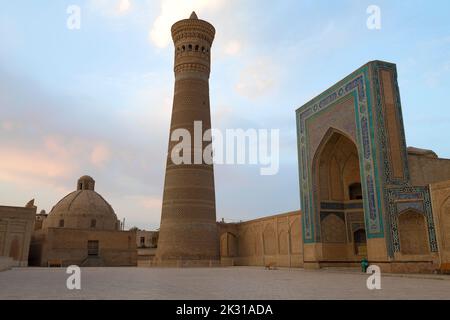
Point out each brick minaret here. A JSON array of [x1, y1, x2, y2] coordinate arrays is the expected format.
[[155, 12, 219, 266]]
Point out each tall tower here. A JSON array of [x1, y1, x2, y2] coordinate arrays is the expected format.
[[155, 12, 219, 266]]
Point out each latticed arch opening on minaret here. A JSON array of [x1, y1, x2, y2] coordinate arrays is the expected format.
[[175, 44, 210, 58]]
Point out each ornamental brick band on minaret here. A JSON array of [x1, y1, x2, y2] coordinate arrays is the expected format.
[[155, 12, 219, 266]]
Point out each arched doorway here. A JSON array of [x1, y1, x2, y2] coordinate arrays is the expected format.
[[220, 232, 237, 257], [353, 229, 367, 256], [238, 228, 256, 257], [440, 197, 450, 249], [263, 224, 276, 255], [9, 237, 21, 261], [313, 129, 366, 262], [398, 210, 429, 255]]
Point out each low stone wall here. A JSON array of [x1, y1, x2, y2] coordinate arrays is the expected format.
[[218, 211, 303, 268], [430, 179, 450, 273], [0, 204, 36, 267], [152, 259, 222, 268], [223, 254, 303, 268], [408, 154, 450, 186], [30, 228, 137, 267], [137, 247, 156, 268], [0, 256, 14, 272]]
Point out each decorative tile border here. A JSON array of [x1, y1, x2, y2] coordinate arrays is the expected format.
[[320, 202, 364, 210], [371, 62, 410, 185], [386, 186, 438, 253], [296, 63, 384, 243], [296, 61, 439, 260]]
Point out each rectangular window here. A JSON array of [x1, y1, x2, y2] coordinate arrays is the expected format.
[[59, 219, 64, 228], [87, 240, 99, 256], [140, 237, 145, 247]]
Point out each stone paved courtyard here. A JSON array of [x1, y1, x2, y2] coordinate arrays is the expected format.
[[0, 267, 449, 300]]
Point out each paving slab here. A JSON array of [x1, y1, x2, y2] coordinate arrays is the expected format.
[[0, 267, 449, 300]]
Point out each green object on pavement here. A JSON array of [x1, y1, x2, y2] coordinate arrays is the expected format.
[[361, 258, 369, 273]]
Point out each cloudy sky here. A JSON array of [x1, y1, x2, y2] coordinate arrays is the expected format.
[[1, 0, 449, 230]]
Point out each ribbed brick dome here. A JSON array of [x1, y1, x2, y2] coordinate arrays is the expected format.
[[43, 176, 119, 231]]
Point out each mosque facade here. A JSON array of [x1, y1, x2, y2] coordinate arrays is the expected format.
[[295, 61, 450, 273], [1, 14, 450, 274]]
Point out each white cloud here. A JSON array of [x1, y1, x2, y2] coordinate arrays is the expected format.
[[0, 147, 74, 181], [224, 40, 241, 56], [88, 0, 132, 17], [119, 0, 131, 13], [235, 57, 280, 99], [136, 195, 162, 210], [1, 120, 15, 131], [149, 0, 225, 48], [91, 144, 111, 167]]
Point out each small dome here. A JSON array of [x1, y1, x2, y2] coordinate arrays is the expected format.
[[43, 176, 119, 231], [77, 175, 95, 191]]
